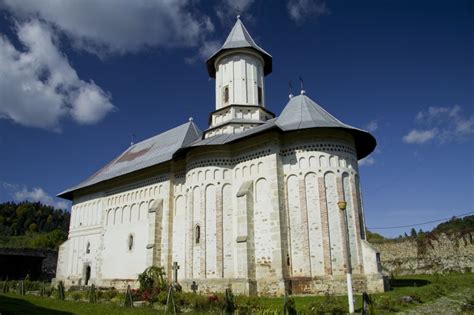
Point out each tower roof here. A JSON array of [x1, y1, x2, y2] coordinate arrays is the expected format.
[[206, 17, 272, 78], [276, 94, 376, 158]]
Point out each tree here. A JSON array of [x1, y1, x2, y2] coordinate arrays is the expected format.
[[410, 228, 417, 238], [28, 223, 38, 233]]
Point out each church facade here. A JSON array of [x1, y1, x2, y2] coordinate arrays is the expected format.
[[55, 18, 385, 295]]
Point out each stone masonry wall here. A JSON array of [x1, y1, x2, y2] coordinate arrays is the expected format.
[[372, 232, 474, 275]]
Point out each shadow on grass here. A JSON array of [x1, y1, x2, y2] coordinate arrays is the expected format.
[[0, 295, 72, 315], [390, 278, 431, 288]]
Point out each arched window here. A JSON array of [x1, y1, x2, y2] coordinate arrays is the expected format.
[[195, 225, 201, 244], [86, 242, 90, 254], [223, 86, 229, 104], [128, 234, 134, 251]]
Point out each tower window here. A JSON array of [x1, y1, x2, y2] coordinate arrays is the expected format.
[[258, 86, 262, 105], [223, 86, 229, 104], [195, 224, 201, 244], [86, 242, 90, 254]]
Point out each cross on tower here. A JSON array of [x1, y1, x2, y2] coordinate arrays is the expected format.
[[172, 262, 180, 283]]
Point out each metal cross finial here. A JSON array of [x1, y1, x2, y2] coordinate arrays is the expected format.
[[130, 134, 135, 146], [299, 75, 306, 95], [288, 80, 294, 99]]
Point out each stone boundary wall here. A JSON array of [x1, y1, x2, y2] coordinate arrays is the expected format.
[[372, 232, 474, 275]]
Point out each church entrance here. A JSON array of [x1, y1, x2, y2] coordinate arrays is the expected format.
[[84, 265, 91, 286]]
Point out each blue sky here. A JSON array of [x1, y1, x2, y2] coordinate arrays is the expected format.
[[0, 0, 472, 237]]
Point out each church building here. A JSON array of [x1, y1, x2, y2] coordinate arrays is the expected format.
[[55, 17, 385, 295]]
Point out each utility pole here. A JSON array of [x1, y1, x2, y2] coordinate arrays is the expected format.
[[338, 200, 354, 314]]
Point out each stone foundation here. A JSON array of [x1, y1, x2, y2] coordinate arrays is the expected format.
[[56, 273, 386, 296]]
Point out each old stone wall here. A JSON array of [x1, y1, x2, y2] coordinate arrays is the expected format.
[[373, 232, 474, 275]]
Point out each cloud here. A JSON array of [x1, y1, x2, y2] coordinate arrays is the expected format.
[[403, 129, 437, 144], [365, 120, 378, 132], [0, 19, 114, 130], [185, 40, 221, 64], [1, 0, 214, 56], [359, 156, 376, 167], [403, 105, 473, 144], [287, 0, 329, 24], [2, 182, 69, 209]]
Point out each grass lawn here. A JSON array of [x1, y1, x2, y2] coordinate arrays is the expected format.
[[1, 273, 473, 314], [0, 294, 159, 315]]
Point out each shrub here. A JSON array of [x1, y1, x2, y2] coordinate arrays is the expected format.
[[101, 288, 118, 301], [223, 288, 236, 313], [71, 292, 82, 301], [137, 266, 166, 291], [284, 296, 297, 315]]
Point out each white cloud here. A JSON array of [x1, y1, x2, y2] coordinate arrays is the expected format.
[[2, 182, 69, 209], [403, 105, 473, 144], [0, 20, 114, 130], [359, 156, 375, 167], [185, 40, 221, 64], [365, 120, 378, 132], [287, 0, 329, 24], [1, 0, 214, 56], [403, 129, 437, 144]]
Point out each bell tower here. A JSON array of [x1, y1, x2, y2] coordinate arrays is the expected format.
[[204, 16, 274, 138]]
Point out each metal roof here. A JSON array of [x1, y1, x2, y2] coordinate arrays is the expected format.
[[58, 121, 202, 199], [206, 17, 272, 78], [58, 95, 375, 200], [188, 94, 376, 159], [275, 94, 376, 158]]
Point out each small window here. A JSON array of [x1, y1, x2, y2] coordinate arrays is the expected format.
[[195, 225, 201, 244], [257, 86, 262, 105], [223, 86, 229, 104], [86, 242, 90, 254], [128, 234, 134, 251]]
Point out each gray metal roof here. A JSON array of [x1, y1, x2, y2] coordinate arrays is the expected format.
[[206, 17, 272, 78], [58, 121, 202, 199], [188, 94, 376, 159], [275, 94, 376, 158], [58, 95, 375, 200]]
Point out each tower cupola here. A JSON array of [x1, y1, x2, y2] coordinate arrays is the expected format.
[[204, 17, 275, 138]]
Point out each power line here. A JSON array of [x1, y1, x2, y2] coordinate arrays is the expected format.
[[367, 211, 473, 230]]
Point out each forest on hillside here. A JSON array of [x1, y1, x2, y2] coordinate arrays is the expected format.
[[367, 214, 474, 243], [0, 201, 70, 250]]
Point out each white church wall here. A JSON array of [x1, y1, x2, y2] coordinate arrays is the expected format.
[[58, 131, 381, 294], [281, 137, 363, 278], [75, 180, 165, 282]]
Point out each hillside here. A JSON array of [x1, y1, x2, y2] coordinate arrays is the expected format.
[[0, 201, 70, 250], [367, 214, 474, 243]]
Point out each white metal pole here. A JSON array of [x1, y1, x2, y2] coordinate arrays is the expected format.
[[347, 273, 354, 313], [339, 201, 354, 314]]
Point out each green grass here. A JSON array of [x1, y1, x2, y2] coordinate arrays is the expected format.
[[0, 294, 159, 315], [1, 273, 473, 314]]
